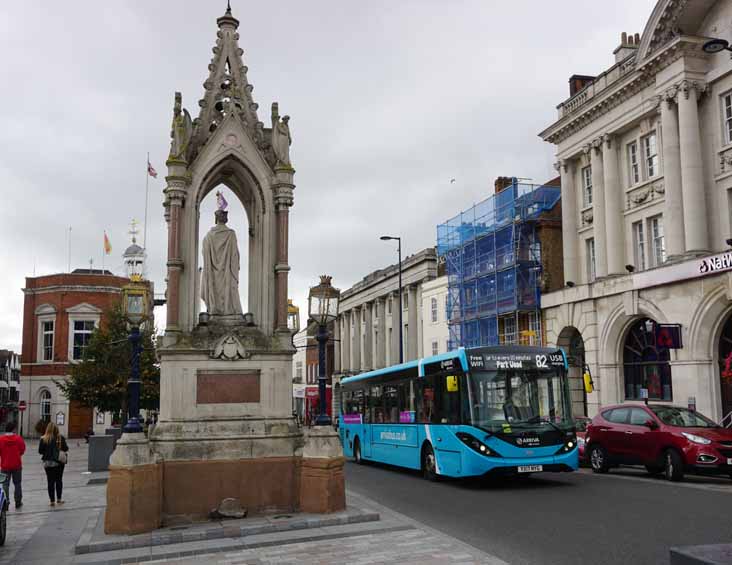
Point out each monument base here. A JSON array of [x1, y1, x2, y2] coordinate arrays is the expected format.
[[159, 456, 300, 522], [299, 427, 346, 514], [105, 433, 162, 535]]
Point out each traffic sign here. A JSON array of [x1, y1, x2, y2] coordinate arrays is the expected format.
[[18, 401, 26, 412]]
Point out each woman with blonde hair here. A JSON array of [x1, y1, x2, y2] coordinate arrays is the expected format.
[[38, 422, 68, 507]]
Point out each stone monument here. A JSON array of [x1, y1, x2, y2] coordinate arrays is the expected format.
[[105, 4, 344, 534]]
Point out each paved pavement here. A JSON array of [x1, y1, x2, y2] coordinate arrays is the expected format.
[[1, 440, 506, 564], [345, 459, 732, 565]]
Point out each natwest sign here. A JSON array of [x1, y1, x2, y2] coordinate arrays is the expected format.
[[699, 252, 732, 275], [633, 250, 732, 291]]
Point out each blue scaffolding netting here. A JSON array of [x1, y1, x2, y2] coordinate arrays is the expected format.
[[437, 178, 561, 349]]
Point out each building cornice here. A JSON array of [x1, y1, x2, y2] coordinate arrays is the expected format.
[[23, 285, 124, 296], [540, 36, 707, 146]]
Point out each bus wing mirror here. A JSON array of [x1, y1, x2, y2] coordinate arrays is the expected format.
[[583, 367, 594, 394]]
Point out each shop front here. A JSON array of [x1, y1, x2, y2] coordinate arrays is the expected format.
[[543, 251, 732, 422], [304, 385, 332, 426]]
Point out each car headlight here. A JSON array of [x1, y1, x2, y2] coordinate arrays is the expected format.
[[456, 432, 497, 456], [681, 432, 711, 445]]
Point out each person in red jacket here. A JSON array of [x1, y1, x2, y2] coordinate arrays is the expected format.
[[0, 421, 26, 508]]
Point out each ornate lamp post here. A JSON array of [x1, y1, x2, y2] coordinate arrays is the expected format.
[[307, 276, 340, 426], [121, 271, 149, 434]]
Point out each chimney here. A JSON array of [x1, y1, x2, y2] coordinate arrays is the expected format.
[[568, 74, 595, 97], [494, 176, 514, 194], [613, 31, 640, 63]]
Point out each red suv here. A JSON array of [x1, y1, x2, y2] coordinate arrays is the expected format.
[[585, 404, 732, 482]]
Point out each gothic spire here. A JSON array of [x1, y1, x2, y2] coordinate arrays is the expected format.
[[187, 4, 264, 163]]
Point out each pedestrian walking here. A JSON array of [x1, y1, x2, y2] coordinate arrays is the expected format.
[[0, 421, 25, 509], [38, 422, 68, 507]]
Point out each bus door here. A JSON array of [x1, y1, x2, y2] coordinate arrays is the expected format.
[[363, 385, 379, 458]]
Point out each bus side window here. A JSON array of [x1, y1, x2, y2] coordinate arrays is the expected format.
[[370, 386, 385, 423], [415, 376, 436, 423], [385, 385, 399, 423]]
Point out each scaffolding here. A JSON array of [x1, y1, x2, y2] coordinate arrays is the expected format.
[[437, 178, 561, 350]]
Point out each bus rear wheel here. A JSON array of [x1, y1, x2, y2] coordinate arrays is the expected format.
[[422, 444, 439, 482], [353, 439, 363, 464]]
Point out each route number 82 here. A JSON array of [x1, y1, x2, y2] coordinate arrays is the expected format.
[[535, 355, 548, 368]]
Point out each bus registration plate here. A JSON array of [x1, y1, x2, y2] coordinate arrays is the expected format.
[[518, 465, 542, 473]]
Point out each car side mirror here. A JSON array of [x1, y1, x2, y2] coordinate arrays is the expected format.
[[645, 419, 658, 430]]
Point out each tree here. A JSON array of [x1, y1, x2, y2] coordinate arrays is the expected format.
[[57, 300, 160, 422]]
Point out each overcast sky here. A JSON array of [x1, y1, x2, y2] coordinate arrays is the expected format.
[[0, 0, 656, 351]]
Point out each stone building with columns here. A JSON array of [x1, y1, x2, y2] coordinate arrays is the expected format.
[[331, 248, 438, 414], [540, 0, 732, 421]]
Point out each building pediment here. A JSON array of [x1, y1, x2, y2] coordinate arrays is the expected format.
[[35, 303, 56, 315], [65, 303, 103, 315]]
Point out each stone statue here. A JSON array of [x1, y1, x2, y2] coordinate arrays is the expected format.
[[201, 208, 243, 316], [169, 92, 193, 161], [271, 102, 292, 169]]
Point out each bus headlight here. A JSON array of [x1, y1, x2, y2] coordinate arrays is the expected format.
[[456, 432, 496, 457], [555, 438, 577, 454]]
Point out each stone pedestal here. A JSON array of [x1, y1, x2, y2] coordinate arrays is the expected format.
[[299, 427, 346, 514], [105, 433, 162, 534]]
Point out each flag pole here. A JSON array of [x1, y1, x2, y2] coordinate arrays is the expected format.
[[102, 231, 105, 273], [67, 226, 72, 272], [143, 152, 150, 250]]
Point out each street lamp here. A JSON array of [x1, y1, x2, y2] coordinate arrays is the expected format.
[[380, 235, 403, 364], [702, 38, 732, 54], [308, 275, 340, 426], [121, 276, 149, 434]]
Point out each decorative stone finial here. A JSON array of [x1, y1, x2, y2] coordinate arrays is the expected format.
[[226, 0, 232, 15]]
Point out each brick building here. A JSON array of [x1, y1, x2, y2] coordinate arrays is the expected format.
[[20, 269, 132, 438]]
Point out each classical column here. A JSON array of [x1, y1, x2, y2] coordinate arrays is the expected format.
[[590, 141, 608, 278], [342, 312, 351, 374], [678, 80, 708, 253], [559, 159, 578, 284], [363, 302, 373, 371], [376, 297, 386, 369], [602, 134, 624, 275], [661, 89, 685, 257], [389, 293, 399, 365], [163, 166, 188, 333], [352, 307, 362, 372], [333, 316, 341, 373], [273, 182, 294, 331], [407, 286, 419, 361]]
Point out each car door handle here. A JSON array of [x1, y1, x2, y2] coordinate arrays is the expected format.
[[625, 431, 633, 435]]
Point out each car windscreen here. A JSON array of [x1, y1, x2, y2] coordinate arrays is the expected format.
[[648, 406, 717, 428]]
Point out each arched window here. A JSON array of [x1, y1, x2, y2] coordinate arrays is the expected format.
[[40, 390, 52, 422], [623, 318, 672, 401], [717, 315, 732, 417]]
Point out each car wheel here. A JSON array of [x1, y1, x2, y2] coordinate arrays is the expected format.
[[353, 438, 363, 464], [589, 445, 609, 474], [663, 449, 684, 482], [422, 444, 439, 482], [0, 506, 6, 546], [645, 464, 663, 476]]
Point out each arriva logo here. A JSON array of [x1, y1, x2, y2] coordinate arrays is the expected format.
[[380, 431, 407, 441]]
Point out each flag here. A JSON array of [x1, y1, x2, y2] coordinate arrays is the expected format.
[[103, 232, 112, 255], [216, 190, 229, 211], [147, 160, 158, 178]]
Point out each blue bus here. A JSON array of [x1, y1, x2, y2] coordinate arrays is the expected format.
[[339, 345, 578, 480]]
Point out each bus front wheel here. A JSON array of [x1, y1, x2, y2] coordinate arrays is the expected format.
[[353, 438, 363, 464], [422, 444, 439, 482]]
